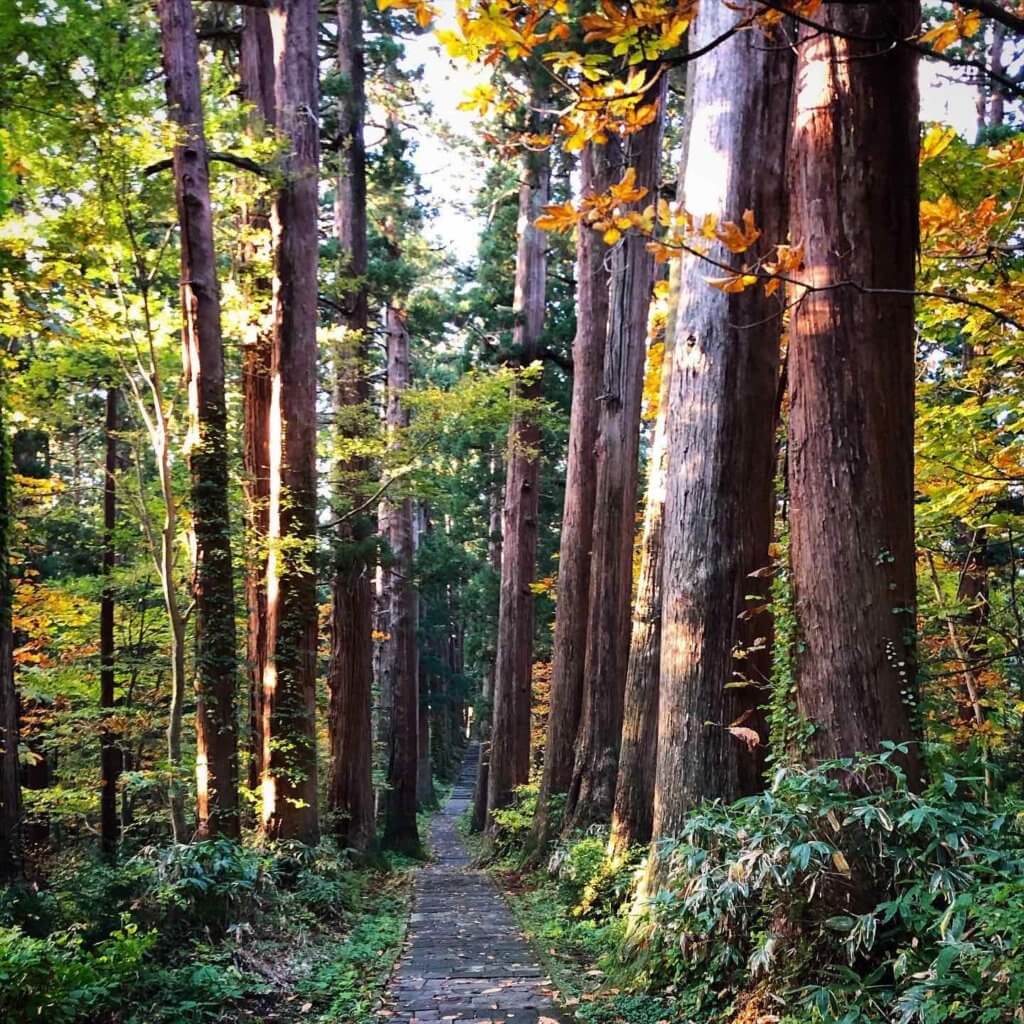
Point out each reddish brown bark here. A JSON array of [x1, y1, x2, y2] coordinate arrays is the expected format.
[[565, 78, 666, 831], [485, 140, 549, 829], [787, 1, 922, 786], [382, 307, 421, 854], [530, 143, 611, 853], [647, 5, 791, 857], [326, 0, 375, 854], [158, 0, 240, 839], [240, 0, 275, 799], [260, 0, 321, 844], [471, 465, 502, 832], [100, 388, 122, 859], [609, 281, 676, 857]]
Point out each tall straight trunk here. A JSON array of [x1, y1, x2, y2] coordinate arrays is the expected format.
[[471, 464, 503, 831], [990, 23, 1006, 128], [530, 143, 611, 853], [326, 0, 375, 853], [565, 79, 666, 831], [240, 6, 275, 796], [485, 138, 549, 828], [787, 1, 922, 787], [382, 307, 421, 854], [645, 8, 790, 865], [100, 388, 122, 859], [609, 262, 679, 857], [261, 0, 321, 844], [417, 674, 436, 809], [0, 405, 20, 881], [158, 0, 239, 840]]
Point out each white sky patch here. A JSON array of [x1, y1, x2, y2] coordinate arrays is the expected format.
[[403, 0, 495, 265]]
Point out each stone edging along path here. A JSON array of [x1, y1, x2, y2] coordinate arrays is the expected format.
[[377, 747, 565, 1024]]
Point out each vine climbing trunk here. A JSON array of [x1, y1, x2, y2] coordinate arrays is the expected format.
[[644, 6, 791, 877], [261, 0, 321, 843], [158, 0, 240, 839], [382, 306, 421, 855], [326, 0, 375, 854], [0, 403, 20, 881], [565, 77, 665, 831], [530, 142, 611, 855], [485, 128, 549, 830], [787, 0, 922, 787]]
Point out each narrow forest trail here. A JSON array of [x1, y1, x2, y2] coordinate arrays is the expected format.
[[378, 747, 564, 1024]]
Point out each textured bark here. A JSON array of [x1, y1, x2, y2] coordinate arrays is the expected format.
[[100, 388, 122, 860], [647, 5, 792, 861], [326, 0, 375, 853], [417, 677, 437, 809], [609, 265, 678, 857], [260, 0, 321, 843], [158, 0, 239, 839], [0, 405, 20, 881], [565, 80, 665, 831], [485, 140, 549, 828], [471, 468, 503, 832], [240, 3, 275, 796], [382, 307, 421, 854], [787, 1, 922, 786], [530, 143, 611, 853]]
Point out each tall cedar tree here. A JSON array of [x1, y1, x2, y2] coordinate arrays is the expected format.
[[565, 78, 666, 830], [158, 0, 240, 839], [609, 253, 680, 857], [100, 388, 122, 858], [0, 402, 19, 881], [647, 4, 790, 859], [261, 0, 321, 843], [240, 7, 275, 795], [529, 142, 611, 853], [326, 0, 375, 853], [485, 133, 549, 827], [382, 307, 421, 854], [787, 1, 922, 785], [471, 465, 503, 832]]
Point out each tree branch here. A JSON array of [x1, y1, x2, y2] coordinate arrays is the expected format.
[[144, 151, 267, 177], [324, 471, 412, 530]]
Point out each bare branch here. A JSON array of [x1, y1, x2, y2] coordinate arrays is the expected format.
[[144, 151, 267, 177]]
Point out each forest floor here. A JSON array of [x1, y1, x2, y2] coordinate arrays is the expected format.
[[377, 748, 565, 1024]]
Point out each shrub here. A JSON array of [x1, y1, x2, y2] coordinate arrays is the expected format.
[[627, 746, 1024, 1023], [132, 839, 271, 939], [489, 783, 540, 859], [0, 918, 155, 1024]]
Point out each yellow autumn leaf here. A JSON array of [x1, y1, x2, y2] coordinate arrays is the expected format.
[[457, 83, 496, 115], [920, 9, 981, 54], [716, 209, 761, 254], [535, 202, 579, 233], [706, 273, 759, 293], [921, 123, 957, 162]]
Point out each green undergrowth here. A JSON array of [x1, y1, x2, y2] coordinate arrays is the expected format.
[[0, 839, 414, 1024], [484, 749, 1024, 1024]]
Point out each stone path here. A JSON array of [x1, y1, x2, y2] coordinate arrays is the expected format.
[[379, 747, 565, 1024]]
